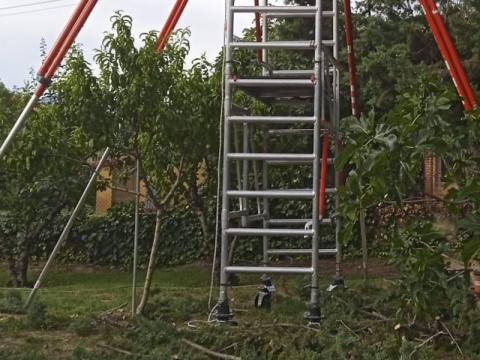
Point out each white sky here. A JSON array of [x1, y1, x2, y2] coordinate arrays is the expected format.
[[0, 0, 265, 89]]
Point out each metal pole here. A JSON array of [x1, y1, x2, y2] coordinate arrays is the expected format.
[[250, 137, 262, 214], [254, 0, 263, 62], [261, 0, 268, 77], [421, 0, 477, 109], [156, 0, 189, 52], [360, 207, 368, 279], [0, 95, 39, 159], [132, 158, 140, 318], [26, 148, 110, 308], [233, 124, 244, 219], [0, 0, 98, 160], [216, 0, 234, 321], [334, 0, 342, 279], [419, 0, 474, 110], [242, 123, 249, 226], [307, 0, 323, 322], [262, 129, 270, 266], [37, 0, 90, 78]]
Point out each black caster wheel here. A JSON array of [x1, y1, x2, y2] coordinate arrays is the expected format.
[[327, 276, 345, 292], [254, 292, 271, 310]]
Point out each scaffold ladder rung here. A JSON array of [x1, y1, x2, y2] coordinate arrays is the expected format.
[[271, 69, 314, 78], [228, 79, 314, 87], [267, 218, 332, 226], [231, 6, 317, 15], [231, 41, 315, 50], [227, 153, 315, 161], [267, 158, 333, 166], [225, 266, 314, 274], [267, 249, 338, 256], [225, 228, 314, 237], [228, 116, 316, 124], [227, 190, 315, 199], [265, 10, 335, 18]]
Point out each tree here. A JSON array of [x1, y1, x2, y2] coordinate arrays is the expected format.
[[60, 13, 221, 313], [0, 72, 106, 286]]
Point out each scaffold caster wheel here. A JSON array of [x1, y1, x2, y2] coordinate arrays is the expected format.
[[327, 276, 345, 292], [305, 304, 322, 325], [254, 292, 271, 309], [214, 300, 234, 323], [254, 275, 276, 310]]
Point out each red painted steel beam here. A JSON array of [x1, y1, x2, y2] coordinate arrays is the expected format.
[[319, 133, 330, 217], [36, 0, 99, 97], [426, 0, 477, 109], [420, 0, 477, 110], [419, 0, 469, 109], [156, 0, 189, 52], [343, 0, 359, 117], [254, 0, 263, 62], [1, 0, 98, 159], [37, 0, 90, 79]]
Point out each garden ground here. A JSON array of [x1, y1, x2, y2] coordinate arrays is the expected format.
[[0, 259, 474, 359]]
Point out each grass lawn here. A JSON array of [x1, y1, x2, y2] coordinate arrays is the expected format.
[[0, 261, 471, 359]]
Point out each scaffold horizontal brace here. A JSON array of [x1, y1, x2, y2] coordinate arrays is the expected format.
[[225, 228, 314, 237], [267, 249, 338, 256], [228, 116, 316, 124], [231, 41, 316, 50], [227, 190, 315, 199], [224, 266, 314, 274]]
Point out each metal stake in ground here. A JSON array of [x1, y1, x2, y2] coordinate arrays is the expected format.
[[25, 147, 110, 308]]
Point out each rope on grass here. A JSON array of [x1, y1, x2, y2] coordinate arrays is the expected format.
[[181, 338, 241, 360], [0, 284, 258, 294]]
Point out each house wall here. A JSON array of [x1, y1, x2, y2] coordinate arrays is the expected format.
[[424, 154, 446, 198], [95, 166, 152, 214], [96, 167, 113, 214]]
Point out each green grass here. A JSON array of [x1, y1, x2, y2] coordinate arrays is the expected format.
[[0, 263, 473, 359], [0, 265, 213, 318]]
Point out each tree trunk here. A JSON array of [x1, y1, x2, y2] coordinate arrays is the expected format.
[[5, 201, 66, 288], [6, 242, 29, 287], [7, 257, 20, 288], [192, 199, 210, 251], [136, 209, 162, 315], [188, 177, 211, 251], [16, 248, 30, 287]]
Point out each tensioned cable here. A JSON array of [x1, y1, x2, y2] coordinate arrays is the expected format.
[[0, 0, 71, 11], [0, 3, 75, 18]]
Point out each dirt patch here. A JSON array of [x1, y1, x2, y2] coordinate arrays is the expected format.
[[321, 257, 398, 280], [0, 330, 101, 359]]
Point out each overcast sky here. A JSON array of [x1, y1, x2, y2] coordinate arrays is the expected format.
[[0, 0, 263, 89]]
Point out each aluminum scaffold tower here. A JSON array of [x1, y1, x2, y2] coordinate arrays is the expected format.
[[0, 0, 476, 324], [216, 0, 341, 323]]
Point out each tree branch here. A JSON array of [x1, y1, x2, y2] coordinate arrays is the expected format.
[[180, 339, 241, 360], [160, 156, 185, 206]]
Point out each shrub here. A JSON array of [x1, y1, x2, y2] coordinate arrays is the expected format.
[[0, 289, 25, 314], [26, 300, 48, 330], [69, 316, 96, 337]]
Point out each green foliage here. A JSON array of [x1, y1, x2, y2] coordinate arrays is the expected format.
[[133, 317, 178, 347], [0, 289, 25, 314], [391, 221, 466, 321], [53, 204, 210, 267], [336, 73, 480, 332], [0, 58, 106, 287], [69, 316, 96, 337], [337, 76, 463, 244]]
